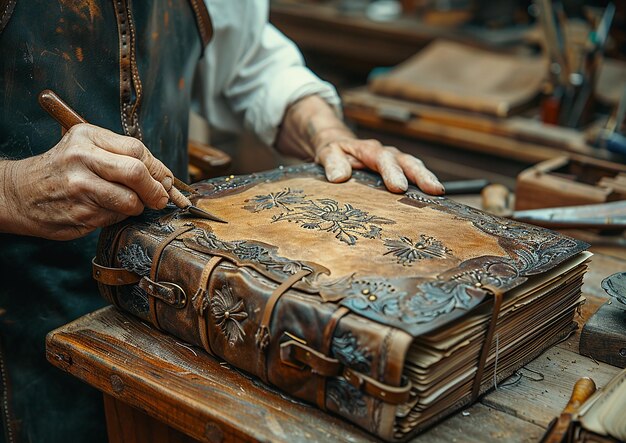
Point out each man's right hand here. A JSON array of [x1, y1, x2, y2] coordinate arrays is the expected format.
[[0, 123, 175, 241]]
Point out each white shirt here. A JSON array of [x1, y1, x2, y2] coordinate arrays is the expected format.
[[193, 0, 341, 147]]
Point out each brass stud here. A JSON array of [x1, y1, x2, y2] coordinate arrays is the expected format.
[[474, 282, 482, 288], [416, 244, 425, 249], [224, 311, 230, 319], [380, 392, 386, 397], [361, 288, 370, 295], [368, 294, 377, 302]]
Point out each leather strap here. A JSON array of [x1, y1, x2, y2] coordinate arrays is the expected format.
[[93, 223, 134, 308], [279, 339, 412, 405], [186, 0, 213, 49], [255, 269, 311, 384], [343, 368, 411, 405], [317, 306, 350, 410], [113, 0, 143, 139], [147, 225, 194, 330], [193, 256, 223, 356], [92, 258, 141, 286], [471, 288, 504, 401]]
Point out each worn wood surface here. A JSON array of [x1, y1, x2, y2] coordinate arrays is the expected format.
[[47, 307, 381, 443], [104, 395, 201, 443]]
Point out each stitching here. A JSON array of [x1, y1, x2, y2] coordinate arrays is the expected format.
[[0, 0, 15, 28]]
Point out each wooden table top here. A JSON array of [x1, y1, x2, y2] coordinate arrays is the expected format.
[[46, 220, 625, 443]]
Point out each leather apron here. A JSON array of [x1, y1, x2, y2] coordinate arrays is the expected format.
[[0, 1, 211, 441]]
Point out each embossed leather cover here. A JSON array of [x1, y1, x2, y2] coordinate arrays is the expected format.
[[94, 164, 589, 441]]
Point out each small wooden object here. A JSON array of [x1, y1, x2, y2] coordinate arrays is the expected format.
[[481, 183, 512, 217], [515, 155, 626, 211], [579, 273, 626, 369]]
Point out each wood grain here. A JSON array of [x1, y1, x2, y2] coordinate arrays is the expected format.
[[46, 307, 378, 443], [413, 404, 544, 443], [481, 347, 620, 428]]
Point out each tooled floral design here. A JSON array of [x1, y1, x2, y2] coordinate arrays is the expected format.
[[243, 188, 307, 212], [327, 378, 367, 417], [339, 259, 520, 326], [383, 235, 452, 265], [190, 230, 313, 276], [331, 332, 372, 374], [117, 244, 152, 276], [341, 280, 405, 318], [211, 284, 248, 347], [271, 198, 395, 246]]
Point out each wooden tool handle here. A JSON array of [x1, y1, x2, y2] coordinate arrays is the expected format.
[[563, 377, 596, 415], [481, 184, 511, 217], [38, 89, 87, 129]]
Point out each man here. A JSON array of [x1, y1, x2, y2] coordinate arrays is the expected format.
[[0, 1, 443, 441]]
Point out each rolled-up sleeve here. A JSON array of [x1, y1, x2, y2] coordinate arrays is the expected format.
[[196, 0, 341, 146]]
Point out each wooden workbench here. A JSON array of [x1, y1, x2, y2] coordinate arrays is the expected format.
[[45, 206, 625, 443]]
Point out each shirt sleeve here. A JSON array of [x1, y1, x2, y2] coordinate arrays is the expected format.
[[195, 0, 341, 147]]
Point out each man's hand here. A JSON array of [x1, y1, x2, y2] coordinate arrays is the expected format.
[[275, 95, 445, 195], [0, 124, 175, 240]]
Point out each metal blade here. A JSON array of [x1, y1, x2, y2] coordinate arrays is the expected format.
[[186, 205, 228, 223]]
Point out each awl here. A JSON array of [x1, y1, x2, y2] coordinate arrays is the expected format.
[[38, 89, 226, 223]]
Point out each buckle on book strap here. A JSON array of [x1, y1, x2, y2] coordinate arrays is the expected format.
[[280, 340, 412, 405]]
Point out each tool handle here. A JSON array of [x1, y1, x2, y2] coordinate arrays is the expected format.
[[563, 377, 596, 415], [481, 184, 511, 217], [38, 89, 87, 129]]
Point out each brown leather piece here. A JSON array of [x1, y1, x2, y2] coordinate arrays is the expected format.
[[92, 258, 141, 286], [256, 269, 311, 383], [0, 0, 16, 34], [113, 0, 143, 139], [148, 225, 194, 329], [138, 277, 186, 308], [280, 340, 341, 376], [317, 306, 350, 410], [194, 256, 223, 355], [186, 0, 213, 49], [344, 368, 412, 405], [471, 288, 504, 401]]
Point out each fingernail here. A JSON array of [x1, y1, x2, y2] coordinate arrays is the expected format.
[[327, 169, 342, 182], [394, 175, 408, 191], [157, 195, 169, 208], [162, 176, 173, 190]]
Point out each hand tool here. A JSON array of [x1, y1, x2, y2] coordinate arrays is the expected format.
[[481, 183, 512, 217], [440, 178, 489, 195], [38, 89, 227, 223], [513, 200, 626, 229], [540, 377, 596, 443], [565, 2, 615, 128]]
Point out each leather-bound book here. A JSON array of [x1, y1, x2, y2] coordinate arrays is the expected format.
[[93, 164, 589, 441]]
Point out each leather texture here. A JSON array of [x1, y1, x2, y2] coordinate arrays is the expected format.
[[95, 164, 589, 440]]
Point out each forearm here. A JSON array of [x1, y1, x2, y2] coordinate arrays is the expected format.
[[275, 95, 354, 160]]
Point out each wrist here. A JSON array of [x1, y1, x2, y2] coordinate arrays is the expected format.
[[0, 159, 28, 235]]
